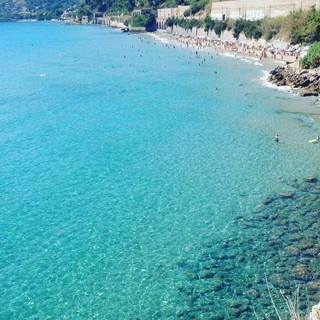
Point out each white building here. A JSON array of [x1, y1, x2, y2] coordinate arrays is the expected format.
[[211, 0, 320, 21], [157, 5, 190, 29]]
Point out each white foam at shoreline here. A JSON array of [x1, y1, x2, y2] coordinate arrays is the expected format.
[[258, 71, 293, 93], [148, 33, 172, 45], [150, 33, 274, 69], [220, 51, 264, 66], [148, 33, 301, 98], [221, 52, 236, 58], [240, 58, 253, 64]]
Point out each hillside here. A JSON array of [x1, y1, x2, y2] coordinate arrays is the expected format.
[[78, 0, 217, 15], [0, 0, 227, 21], [0, 0, 78, 21], [0, 0, 25, 21]]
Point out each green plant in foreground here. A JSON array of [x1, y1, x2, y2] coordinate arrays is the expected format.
[[301, 42, 320, 69]]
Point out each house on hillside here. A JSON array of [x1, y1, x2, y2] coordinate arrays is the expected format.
[[210, 0, 320, 21], [132, 8, 157, 16], [61, 10, 72, 20], [157, 5, 190, 29], [81, 15, 89, 24], [93, 12, 105, 24]]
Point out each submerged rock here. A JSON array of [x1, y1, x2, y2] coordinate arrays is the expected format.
[[292, 264, 312, 281], [210, 312, 225, 320], [307, 282, 320, 293], [200, 270, 216, 279], [305, 176, 318, 183], [176, 177, 320, 320], [278, 192, 295, 199], [285, 245, 300, 256], [229, 299, 249, 317], [299, 240, 315, 250], [262, 196, 276, 205], [245, 289, 260, 299]]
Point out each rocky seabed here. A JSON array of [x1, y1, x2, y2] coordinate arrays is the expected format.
[[173, 177, 320, 320], [268, 63, 320, 97]]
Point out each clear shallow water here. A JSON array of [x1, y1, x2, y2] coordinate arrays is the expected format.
[[0, 22, 320, 320]]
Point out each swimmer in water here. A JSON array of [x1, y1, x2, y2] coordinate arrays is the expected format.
[[275, 134, 279, 142]]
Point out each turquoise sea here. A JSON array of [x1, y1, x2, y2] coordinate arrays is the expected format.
[[0, 22, 320, 320]]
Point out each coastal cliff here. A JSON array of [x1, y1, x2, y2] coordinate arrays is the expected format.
[[268, 62, 320, 97]]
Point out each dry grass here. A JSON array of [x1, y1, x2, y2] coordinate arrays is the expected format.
[[256, 275, 309, 320]]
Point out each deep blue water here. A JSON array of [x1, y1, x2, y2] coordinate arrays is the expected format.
[[0, 22, 320, 320]]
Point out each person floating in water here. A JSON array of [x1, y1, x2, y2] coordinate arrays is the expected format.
[[275, 134, 279, 142]]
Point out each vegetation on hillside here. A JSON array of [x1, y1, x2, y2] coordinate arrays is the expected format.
[[166, 6, 320, 45], [1, 0, 320, 52], [157, 0, 214, 16], [77, 0, 135, 15], [0, 0, 77, 21], [301, 42, 320, 68], [259, 16, 287, 40], [167, 16, 228, 37], [125, 13, 156, 30], [290, 6, 320, 44], [0, 0, 23, 21], [78, 0, 210, 16], [232, 19, 262, 40], [167, 17, 202, 29], [25, 0, 78, 19], [225, 7, 320, 43]]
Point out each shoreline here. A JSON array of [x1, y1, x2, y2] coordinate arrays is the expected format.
[[147, 30, 320, 123], [1, 22, 319, 320], [145, 30, 320, 320]]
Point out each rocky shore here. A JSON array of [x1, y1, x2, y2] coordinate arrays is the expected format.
[[175, 176, 320, 320], [268, 62, 320, 97]]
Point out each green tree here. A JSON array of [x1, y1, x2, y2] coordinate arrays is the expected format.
[[128, 13, 156, 30], [301, 42, 320, 68], [233, 19, 262, 40], [213, 20, 226, 37], [76, 3, 93, 19], [204, 15, 215, 32], [291, 6, 320, 44]]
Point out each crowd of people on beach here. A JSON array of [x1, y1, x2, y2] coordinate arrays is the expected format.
[[168, 33, 305, 63], [141, 35, 318, 146]]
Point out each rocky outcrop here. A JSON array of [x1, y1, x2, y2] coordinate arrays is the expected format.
[[268, 62, 320, 97], [309, 302, 320, 320]]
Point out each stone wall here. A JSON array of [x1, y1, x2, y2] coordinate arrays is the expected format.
[[157, 5, 191, 29], [211, 0, 320, 21], [166, 25, 252, 42], [100, 16, 127, 29], [81, 16, 89, 24], [157, 5, 191, 20]]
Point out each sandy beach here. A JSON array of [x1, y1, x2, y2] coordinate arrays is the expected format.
[[148, 31, 320, 122]]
